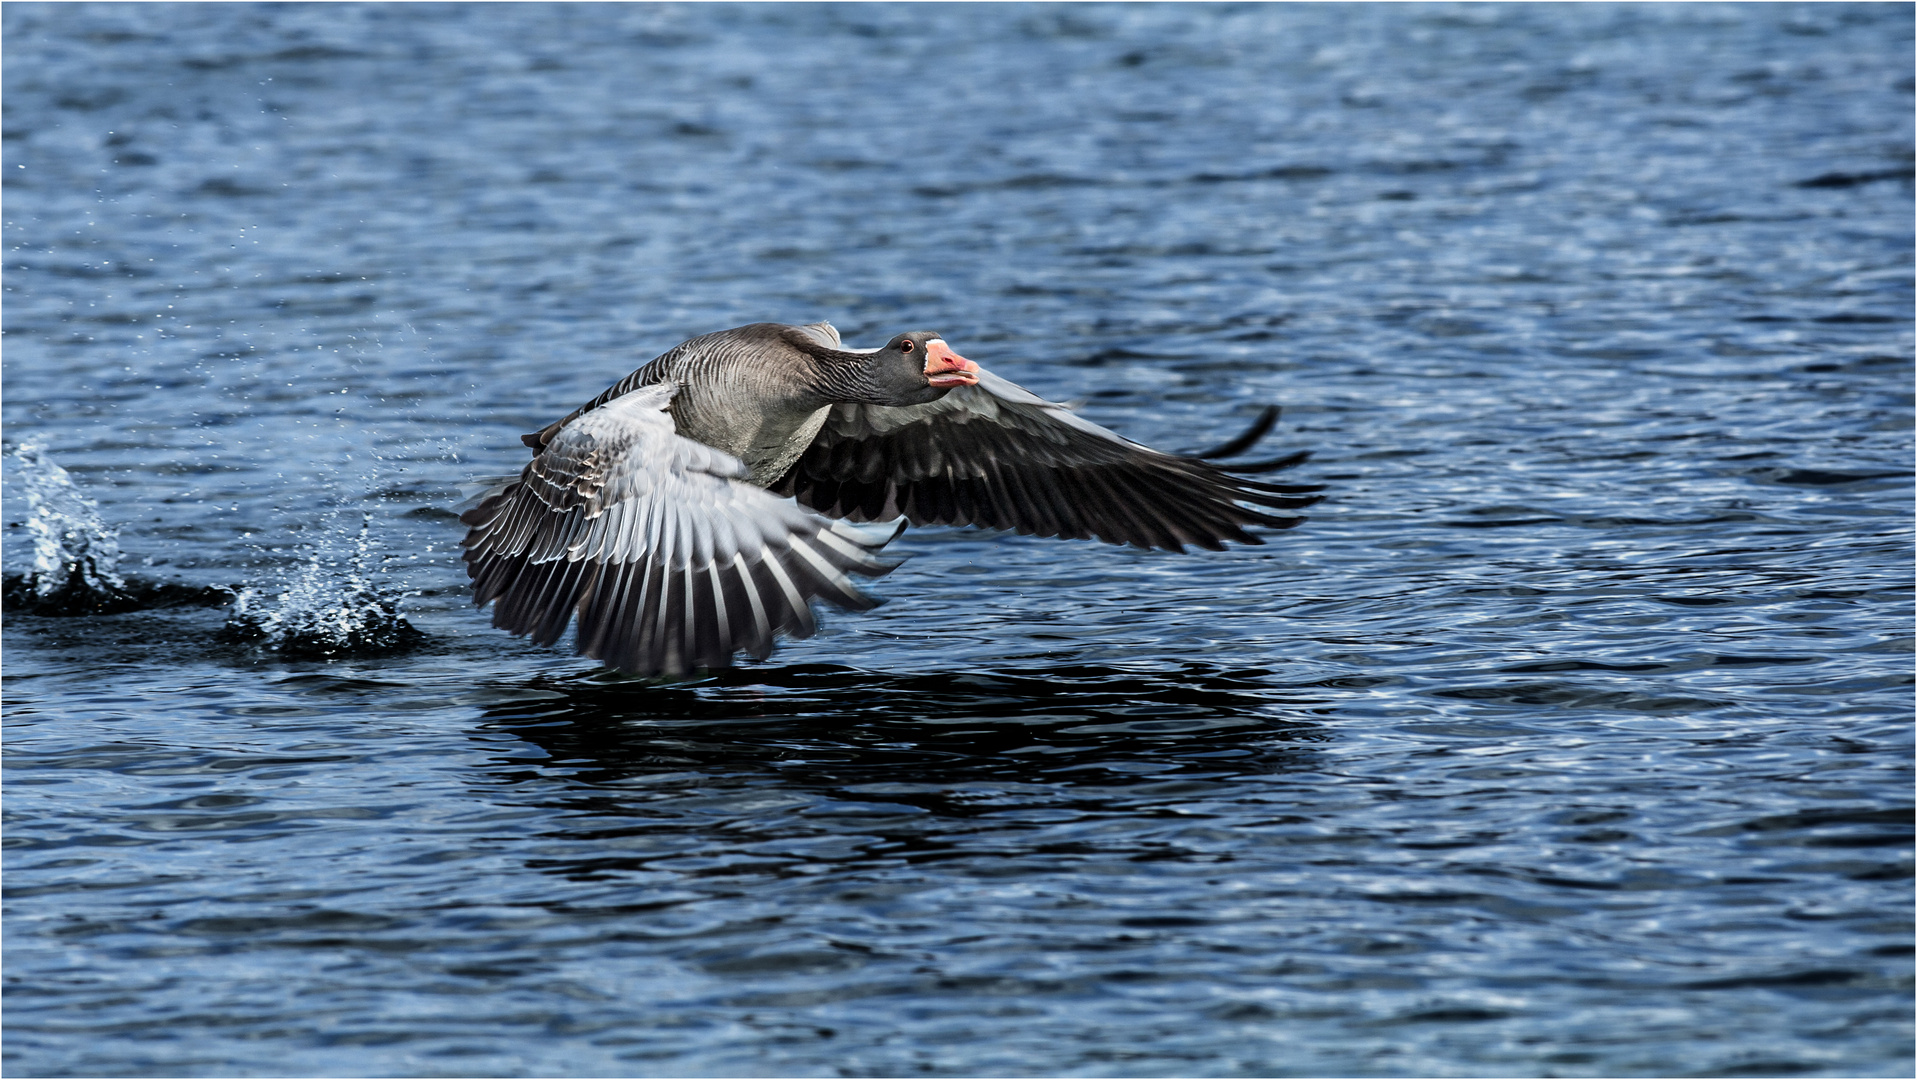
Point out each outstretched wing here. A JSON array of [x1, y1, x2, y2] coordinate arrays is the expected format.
[[462, 383, 900, 677], [770, 370, 1322, 552]]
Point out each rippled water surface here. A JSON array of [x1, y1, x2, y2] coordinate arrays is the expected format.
[[4, 4, 1913, 1076]]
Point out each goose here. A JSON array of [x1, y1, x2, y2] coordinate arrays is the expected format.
[[460, 321, 1321, 677]]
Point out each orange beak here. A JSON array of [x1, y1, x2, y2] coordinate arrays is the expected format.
[[923, 339, 979, 388]]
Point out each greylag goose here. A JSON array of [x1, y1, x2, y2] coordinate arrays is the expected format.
[[460, 322, 1320, 676]]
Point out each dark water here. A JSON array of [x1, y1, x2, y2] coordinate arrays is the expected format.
[[4, 4, 1913, 1076]]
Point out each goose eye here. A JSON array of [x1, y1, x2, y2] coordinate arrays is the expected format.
[[900, 340, 914, 352]]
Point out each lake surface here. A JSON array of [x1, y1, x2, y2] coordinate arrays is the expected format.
[[3, 3, 1912, 1076]]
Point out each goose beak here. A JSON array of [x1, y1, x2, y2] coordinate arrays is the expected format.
[[924, 340, 980, 388]]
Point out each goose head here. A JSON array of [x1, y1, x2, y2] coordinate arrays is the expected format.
[[852, 331, 980, 405]]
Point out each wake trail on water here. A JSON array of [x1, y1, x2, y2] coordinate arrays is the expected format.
[[3, 442, 229, 615], [5, 443, 423, 659]]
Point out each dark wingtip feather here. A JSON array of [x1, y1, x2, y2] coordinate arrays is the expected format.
[[1218, 448, 1313, 474], [1256, 513, 1310, 531], [1237, 490, 1325, 511], [1188, 405, 1279, 460]]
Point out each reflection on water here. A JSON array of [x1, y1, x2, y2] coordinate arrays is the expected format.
[[483, 664, 1324, 839]]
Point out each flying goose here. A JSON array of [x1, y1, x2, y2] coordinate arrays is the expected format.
[[460, 321, 1320, 676]]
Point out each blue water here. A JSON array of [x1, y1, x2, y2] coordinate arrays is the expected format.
[[3, 3, 1912, 1076]]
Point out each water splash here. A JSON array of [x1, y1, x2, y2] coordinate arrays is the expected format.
[[4, 443, 235, 616], [15, 442, 127, 595], [4, 443, 141, 614], [220, 516, 424, 658]]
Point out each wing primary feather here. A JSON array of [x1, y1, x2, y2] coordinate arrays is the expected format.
[[759, 549, 818, 637], [1043, 468, 1118, 545], [1187, 405, 1279, 460], [1175, 476, 1277, 549], [1072, 468, 1151, 549], [534, 558, 594, 646], [926, 476, 960, 526], [1019, 462, 1081, 537], [543, 554, 599, 644], [1238, 507, 1308, 531], [903, 477, 946, 527], [1130, 482, 1231, 551], [501, 556, 554, 637], [582, 556, 640, 662], [697, 561, 727, 670], [1031, 468, 1089, 540], [606, 545, 650, 669], [629, 553, 667, 675], [973, 468, 1024, 534], [783, 536, 856, 601], [729, 552, 774, 659], [1241, 480, 1327, 494], [1093, 469, 1184, 551], [573, 562, 611, 660], [1232, 486, 1326, 511], [644, 503, 682, 672], [1215, 448, 1311, 474], [720, 557, 761, 660], [998, 465, 1058, 538], [496, 555, 558, 638], [623, 494, 665, 651], [682, 560, 700, 667], [812, 526, 898, 574], [468, 550, 516, 607], [1130, 469, 1250, 550], [604, 561, 646, 668], [951, 477, 982, 526], [1129, 461, 1281, 549], [660, 559, 688, 676]]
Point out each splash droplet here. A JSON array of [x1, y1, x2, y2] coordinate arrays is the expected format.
[[219, 515, 423, 658]]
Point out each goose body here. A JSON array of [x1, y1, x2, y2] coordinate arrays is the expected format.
[[461, 321, 1320, 676]]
